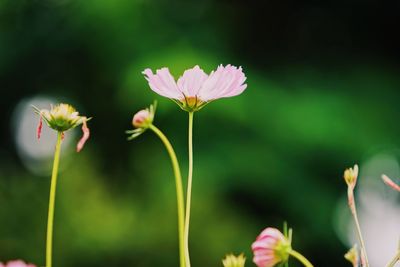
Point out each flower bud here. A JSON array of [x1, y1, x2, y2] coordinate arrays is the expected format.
[[132, 109, 152, 128], [0, 260, 36, 267], [344, 245, 359, 267], [222, 253, 246, 267], [127, 101, 157, 140], [344, 164, 358, 189], [251, 227, 291, 267]]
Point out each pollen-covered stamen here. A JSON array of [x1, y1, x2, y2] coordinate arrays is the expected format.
[[186, 96, 198, 107], [382, 174, 400, 192], [182, 95, 205, 111], [76, 119, 90, 152], [37, 116, 43, 140]]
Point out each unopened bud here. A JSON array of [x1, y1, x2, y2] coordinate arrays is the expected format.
[[252, 227, 291, 267], [0, 260, 36, 267], [344, 164, 358, 189], [132, 109, 152, 128], [126, 101, 157, 140]]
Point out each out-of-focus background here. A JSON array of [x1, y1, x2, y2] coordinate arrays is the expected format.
[[1, 0, 400, 266]]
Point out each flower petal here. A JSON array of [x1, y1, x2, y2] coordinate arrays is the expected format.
[[142, 68, 182, 99], [382, 174, 400, 192], [198, 64, 247, 101], [177, 65, 208, 97], [76, 120, 90, 152], [37, 116, 43, 139]]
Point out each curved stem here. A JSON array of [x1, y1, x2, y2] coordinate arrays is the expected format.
[[148, 124, 186, 267], [386, 251, 400, 267], [184, 112, 194, 267], [289, 250, 314, 267], [46, 132, 63, 267], [352, 204, 370, 267], [386, 241, 400, 267]]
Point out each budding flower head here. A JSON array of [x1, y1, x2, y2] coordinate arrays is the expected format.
[[126, 101, 156, 140], [32, 103, 91, 152], [0, 260, 36, 267], [132, 109, 152, 128], [344, 164, 358, 189], [344, 245, 359, 267], [222, 253, 246, 267], [251, 227, 292, 267]]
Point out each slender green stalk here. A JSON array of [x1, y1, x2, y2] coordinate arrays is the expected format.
[[386, 240, 400, 267], [289, 250, 314, 267], [386, 251, 400, 267], [148, 124, 186, 267], [184, 112, 194, 267], [351, 205, 370, 267], [46, 131, 63, 267]]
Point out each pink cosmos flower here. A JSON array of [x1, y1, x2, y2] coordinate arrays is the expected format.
[[0, 260, 36, 267], [381, 174, 400, 192], [142, 64, 247, 111], [251, 227, 291, 267]]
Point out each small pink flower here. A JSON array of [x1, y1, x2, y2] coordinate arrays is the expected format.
[[251, 227, 291, 267], [127, 102, 156, 140], [0, 260, 36, 267], [142, 64, 247, 111], [381, 174, 400, 192], [132, 109, 151, 128]]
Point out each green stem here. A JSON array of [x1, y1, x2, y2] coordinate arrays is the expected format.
[[386, 247, 400, 267], [352, 205, 370, 267], [289, 250, 314, 267], [148, 124, 186, 267], [184, 112, 194, 267], [46, 132, 63, 267]]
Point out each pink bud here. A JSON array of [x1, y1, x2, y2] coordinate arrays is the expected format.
[[0, 260, 36, 267], [252, 227, 291, 267], [76, 120, 90, 152], [132, 109, 151, 128]]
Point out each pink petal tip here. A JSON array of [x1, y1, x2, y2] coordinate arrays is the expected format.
[[382, 174, 400, 192], [76, 120, 90, 152], [37, 116, 43, 140]]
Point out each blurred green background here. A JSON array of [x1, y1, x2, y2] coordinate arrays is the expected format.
[[1, 0, 400, 266]]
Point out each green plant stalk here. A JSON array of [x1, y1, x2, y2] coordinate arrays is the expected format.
[[149, 124, 186, 267], [386, 251, 400, 267], [350, 193, 370, 267], [184, 112, 194, 267], [386, 240, 400, 267], [289, 250, 314, 267], [46, 131, 63, 267]]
